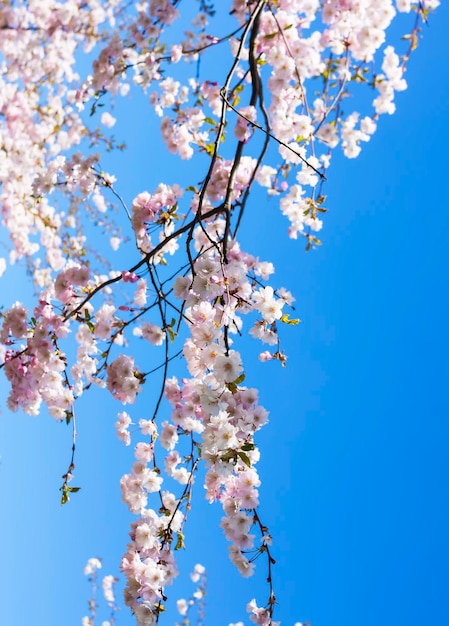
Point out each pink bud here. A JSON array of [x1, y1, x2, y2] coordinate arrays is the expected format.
[[122, 271, 139, 283]]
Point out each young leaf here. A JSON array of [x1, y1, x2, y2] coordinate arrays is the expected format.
[[280, 313, 301, 325], [237, 451, 251, 468]]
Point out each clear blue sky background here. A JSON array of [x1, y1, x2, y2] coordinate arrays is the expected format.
[[0, 5, 448, 626]]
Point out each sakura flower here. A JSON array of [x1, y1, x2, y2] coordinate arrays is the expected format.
[[1, 302, 28, 341], [253, 286, 284, 324], [116, 411, 132, 446], [229, 545, 254, 577], [101, 112, 116, 128], [84, 558, 102, 576], [135, 442, 154, 463], [160, 421, 179, 450], [107, 354, 142, 404], [190, 563, 205, 583], [234, 105, 257, 143], [177, 598, 188, 616], [141, 323, 165, 346], [214, 352, 243, 384], [110, 236, 121, 251], [247, 598, 272, 625], [102, 575, 116, 604], [134, 279, 147, 306]]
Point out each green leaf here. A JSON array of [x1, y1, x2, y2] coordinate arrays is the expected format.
[[194, 442, 202, 455], [280, 313, 301, 325], [220, 449, 237, 464], [60, 484, 81, 505], [233, 373, 245, 385], [241, 443, 255, 452], [167, 327, 176, 343], [175, 532, 185, 551], [237, 451, 251, 468]]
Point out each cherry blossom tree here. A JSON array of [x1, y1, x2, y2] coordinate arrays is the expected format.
[[0, 1, 440, 625]]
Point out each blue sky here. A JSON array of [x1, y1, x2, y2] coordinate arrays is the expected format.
[[0, 5, 448, 626]]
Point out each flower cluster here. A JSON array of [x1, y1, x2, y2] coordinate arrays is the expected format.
[[0, 1, 440, 624], [107, 354, 143, 405]]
